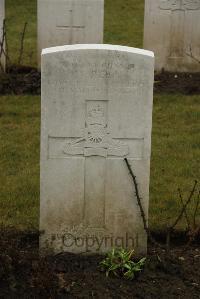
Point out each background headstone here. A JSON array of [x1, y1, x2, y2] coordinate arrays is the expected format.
[[37, 0, 104, 66], [144, 0, 200, 72], [40, 44, 154, 255], [0, 0, 5, 71]]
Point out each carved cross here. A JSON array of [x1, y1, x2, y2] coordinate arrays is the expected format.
[[159, 0, 200, 58], [48, 100, 144, 230], [56, 8, 85, 43]]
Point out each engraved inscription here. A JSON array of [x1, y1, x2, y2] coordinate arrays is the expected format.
[[159, 0, 200, 11], [159, 0, 200, 58]]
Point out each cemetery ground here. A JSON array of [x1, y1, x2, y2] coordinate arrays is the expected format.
[[0, 93, 200, 299], [0, 0, 200, 298], [0, 94, 200, 231]]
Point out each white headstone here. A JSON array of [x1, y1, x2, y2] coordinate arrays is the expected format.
[[40, 44, 154, 255], [144, 0, 200, 72], [0, 0, 5, 71], [37, 0, 104, 66]]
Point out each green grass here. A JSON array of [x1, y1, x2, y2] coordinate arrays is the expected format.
[[1, 0, 200, 231], [150, 95, 200, 230], [6, 0, 37, 67], [0, 96, 40, 229], [0, 95, 199, 230], [104, 0, 144, 48], [5, 0, 144, 67]]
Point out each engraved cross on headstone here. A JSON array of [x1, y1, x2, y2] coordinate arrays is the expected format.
[[48, 100, 144, 230], [159, 0, 200, 58], [63, 100, 129, 229], [56, 6, 86, 44]]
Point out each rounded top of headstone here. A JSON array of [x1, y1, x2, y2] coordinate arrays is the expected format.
[[42, 44, 154, 58]]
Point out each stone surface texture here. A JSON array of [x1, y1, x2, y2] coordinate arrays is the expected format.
[[144, 0, 200, 72], [40, 44, 154, 255], [37, 0, 104, 66], [0, 0, 5, 70]]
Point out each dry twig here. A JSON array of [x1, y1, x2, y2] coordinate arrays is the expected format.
[[170, 181, 197, 230], [185, 46, 200, 64], [124, 158, 162, 249], [18, 22, 28, 65], [0, 19, 6, 72], [178, 188, 190, 230], [124, 158, 199, 252], [193, 190, 200, 228], [166, 181, 198, 252]]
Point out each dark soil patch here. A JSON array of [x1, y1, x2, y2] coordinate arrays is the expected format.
[[0, 65, 40, 95], [0, 229, 200, 298], [154, 72, 200, 95], [0, 66, 200, 95]]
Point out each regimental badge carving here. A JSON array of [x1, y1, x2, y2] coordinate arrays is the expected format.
[[63, 101, 129, 158], [159, 0, 200, 10]]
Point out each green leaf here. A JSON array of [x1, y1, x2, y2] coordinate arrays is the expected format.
[[100, 248, 146, 280]]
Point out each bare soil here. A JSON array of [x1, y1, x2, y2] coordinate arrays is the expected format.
[[0, 66, 200, 95], [154, 71, 200, 95], [0, 229, 199, 298], [0, 66, 40, 95]]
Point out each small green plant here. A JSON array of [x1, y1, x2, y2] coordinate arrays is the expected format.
[[100, 248, 146, 280]]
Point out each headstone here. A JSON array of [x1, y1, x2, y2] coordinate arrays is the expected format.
[[144, 0, 200, 72], [40, 44, 154, 255], [0, 0, 5, 71], [37, 0, 104, 66]]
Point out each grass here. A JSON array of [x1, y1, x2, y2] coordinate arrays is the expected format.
[[104, 0, 144, 48], [0, 95, 199, 230], [6, 0, 37, 67], [1, 0, 200, 231], [150, 94, 200, 230], [5, 0, 144, 67], [0, 96, 40, 229]]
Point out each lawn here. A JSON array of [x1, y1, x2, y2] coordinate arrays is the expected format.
[[0, 95, 199, 230], [6, 0, 37, 67], [1, 0, 199, 231], [0, 96, 40, 229], [5, 0, 144, 67]]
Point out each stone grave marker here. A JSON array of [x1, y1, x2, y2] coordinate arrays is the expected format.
[[0, 0, 5, 71], [37, 0, 104, 66], [40, 44, 154, 255], [144, 0, 200, 72]]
